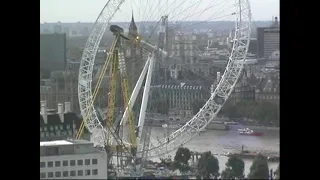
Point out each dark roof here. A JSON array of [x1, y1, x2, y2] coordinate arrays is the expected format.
[[247, 74, 259, 85], [256, 78, 267, 91], [255, 77, 279, 93], [40, 112, 89, 134]]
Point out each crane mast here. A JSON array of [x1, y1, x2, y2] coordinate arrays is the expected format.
[[106, 26, 137, 156], [118, 41, 137, 156], [76, 25, 138, 162], [106, 39, 119, 145]]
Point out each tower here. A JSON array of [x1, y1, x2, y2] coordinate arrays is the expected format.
[[128, 11, 138, 38], [124, 12, 143, 91]]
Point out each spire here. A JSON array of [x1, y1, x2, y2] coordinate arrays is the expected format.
[[129, 10, 137, 31]]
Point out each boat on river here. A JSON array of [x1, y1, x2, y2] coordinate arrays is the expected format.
[[238, 128, 264, 136]]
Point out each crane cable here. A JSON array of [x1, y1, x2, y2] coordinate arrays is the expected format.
[[76, 35, 120, 139]]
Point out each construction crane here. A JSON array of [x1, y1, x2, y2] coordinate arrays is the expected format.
[[76, 25, 139, 159], [106, 25, 137, 156]]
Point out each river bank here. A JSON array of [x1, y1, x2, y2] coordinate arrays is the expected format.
[[147, 123, 279, 131], [229, 124, 279, 131]]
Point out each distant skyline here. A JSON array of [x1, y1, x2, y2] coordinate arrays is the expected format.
[[40, 0, 279, 23]]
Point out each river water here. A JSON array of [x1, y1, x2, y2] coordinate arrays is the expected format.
[[148, 125, 280, 175]]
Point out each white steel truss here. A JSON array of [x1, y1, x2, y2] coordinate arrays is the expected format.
[[78, 0, 251, 158]]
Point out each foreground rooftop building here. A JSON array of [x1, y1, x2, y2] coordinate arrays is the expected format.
[[40, 140, 108, 179]]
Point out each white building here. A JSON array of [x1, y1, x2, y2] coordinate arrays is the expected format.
[[40, 140, 108, 179]]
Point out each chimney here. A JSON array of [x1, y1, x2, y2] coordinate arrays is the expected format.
[[40, 101, 48, 124], [64, 102, 71, 113], [210, 84, 214, 95], [57, 103, 64, 123], [217, 72, 221, 82], [274, 16, 279, 27]]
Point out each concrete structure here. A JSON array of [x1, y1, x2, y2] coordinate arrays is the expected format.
[[248, 38, 258, 54], [265, 50, 280, 68], [230, 70, 256, 102], [255, 72, 280, 104], [40, 140, 108, 179], [256, 27, 267, 58], [256, 17, 279, 58], [40, 33, 67, 74], [170, 33, 198, 79], [151, 83, 209, 116], [237, 64, 280, 104], [40, 71, 79, 113], [40, 66, 109, 113], [40, 22, 91, 37], [263, 28, 279, 58]]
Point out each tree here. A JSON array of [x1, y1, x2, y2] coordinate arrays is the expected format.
[[248, 154, 269, 179], [173, 147, 191, 175], [152, 95, 169, 114], [219, 99, 279, 125], [157, 96, 169, 114], [197, 151, 220, 179], [220, 102, 238, 119], [221, 156, 245, 179], [252, 101, 278, 126]]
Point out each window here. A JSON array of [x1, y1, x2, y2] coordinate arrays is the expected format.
[[40, 162, 45, 168], [63, 160, 68, 166], [70, 160, 75, 166], [40, 172, 46, 178], [55, 161, 61, 167], [92, 169, 98, 175], [47, 172, 53, 178], [77, 170, 83, 176], [55, 171, 61, 177], [92, 158, 98, 165], [70, 170, 76, 177], [85, 159, 90, 165], [77, 159, 83, 166], [63, 171, 68, 177], [48, 161, 53, 167], [85, 169, 91, 176]]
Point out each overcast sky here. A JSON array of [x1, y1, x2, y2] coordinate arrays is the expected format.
[[40, 0, 279, 23]]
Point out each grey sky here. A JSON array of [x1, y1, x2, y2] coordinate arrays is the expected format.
[[40, 0, 279, 23]]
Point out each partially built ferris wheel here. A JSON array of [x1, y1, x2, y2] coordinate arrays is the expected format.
[[77, 0, 251, 166]]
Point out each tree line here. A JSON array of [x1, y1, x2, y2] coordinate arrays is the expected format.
[[159, 147, 279, 179], [191, 99, 279, 126], [220, 100, 279, 126], [149, 95, 279, 127]]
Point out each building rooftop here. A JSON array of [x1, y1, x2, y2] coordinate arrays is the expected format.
[[40, 139, 100, 156], [40, 140, 73, 146], [40, 112, 89, 141], [40, 139, 93, 147]]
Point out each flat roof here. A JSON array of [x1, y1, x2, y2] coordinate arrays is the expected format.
[[40, 140, 73, 146]]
